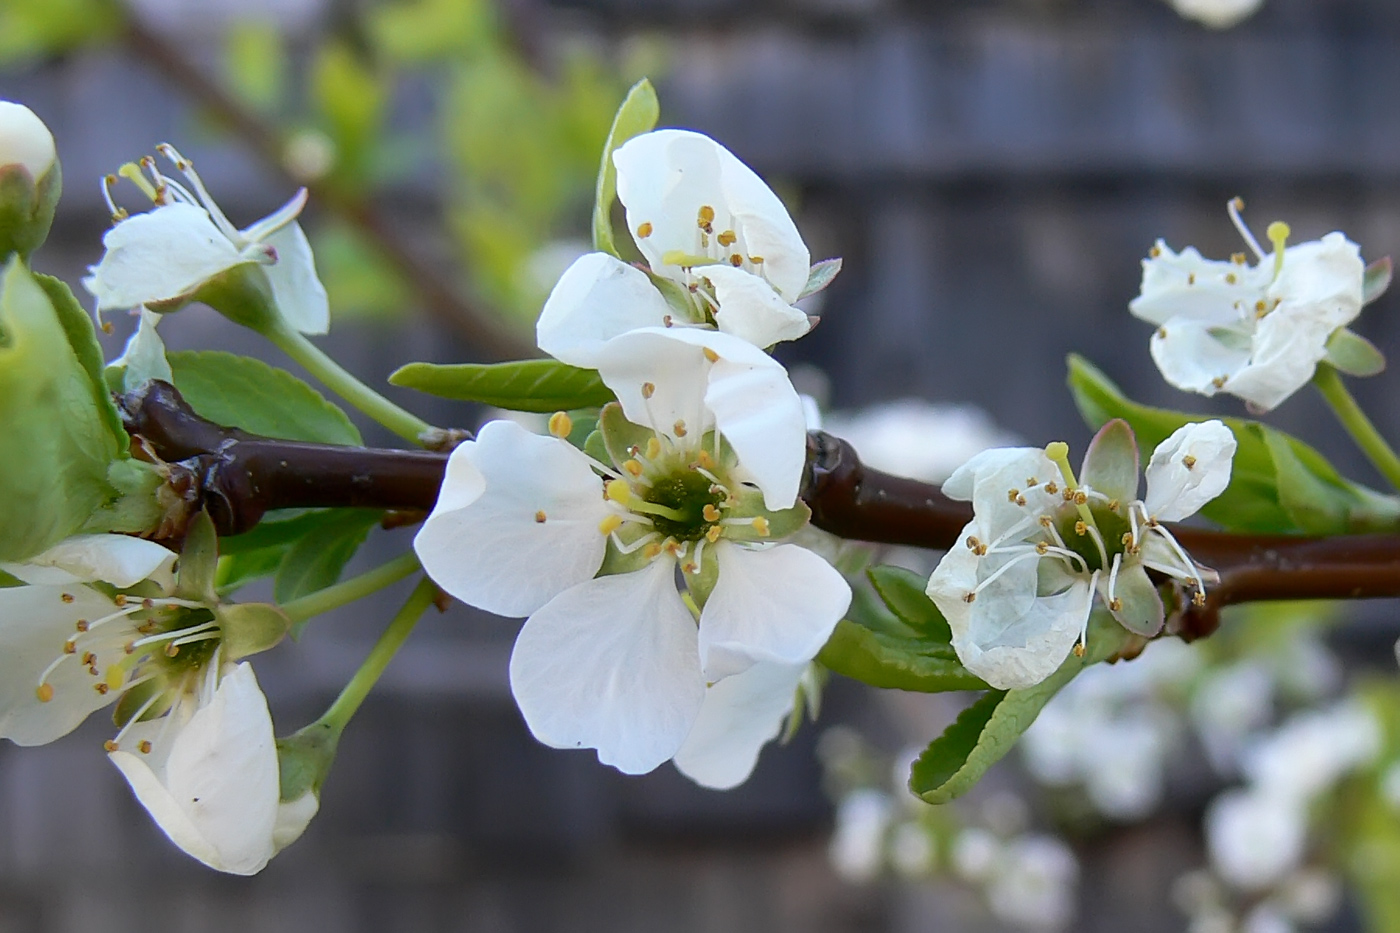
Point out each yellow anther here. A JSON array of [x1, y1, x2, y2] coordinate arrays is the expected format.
[[1231, 252, 1247, 265], [535, 510, 548, 523], [76, 619, 89, 632], [114, 595, 128, 607], [1044, 482, 1058, 495], [962, 592, 977, 604], [1108, 499, 1120, 511], [717, 230, 737, 247], [1225, 273, 1237, 285], [703, 347, 719, 363], [1188, 273, 1196, 285], [698, 205, 716, 225], [598, 514, 624, 536], [641, 382, 655, 399], [1211, 375, 1228, 389], [1026, 477, 1038, 487], [749, 255, 764, 264], [695, 449, 715, 470], [1075, 520, 1088, 536], [673, 420, 688, 437], [1039, 515, 1053, 528], [548, 411, 573, 438], [1073, 491, 1088, 506], [35, 684, 53, 703], [665, 540, 683, 556], [1109, 598, 1123, 612], [60, 592, 75, 604], [752, 517, 771, 537], [164, 644, 179, 658], [94, 682, 110, 695], [646, 437, 662, 459], [623, 459, 644, 477], [1122, 532, 1134, 545], [139, 740, 152, 754], [1183, 455, 1197, 469], [1149, 245, 1162, 258], [1157, 327, 1167, 340], [1193, 591, 1207, 607], [644, 542, 664, 560], [729, 254, 743, 267], [1035, 541, 1049, 554], [1007, 488, 1020, 503], [703, 504, 722, 522], [1072, 643, 1086, 658], [636, 222, 654, 238], [81, 652, 95, 666], [104, 740, 119, 752], [706, 525, 723, 543], [62, 640, 76, 655], [605, 479, 633, 505], [682, 562, 698, 574], [966, 536, 981, 550]]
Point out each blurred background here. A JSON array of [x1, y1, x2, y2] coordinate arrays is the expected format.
[[4, 0, 1400, 929]]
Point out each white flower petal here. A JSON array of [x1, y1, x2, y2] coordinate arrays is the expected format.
[[114, 309, 174, 393], [942, 448, 1061, 539], [1269, 233, 1364, 332], [1143, 420, 1236, 521], [2, 533, 177, 589], [508, 559, 704, 774], [702, 264, 811, 347], [614, 129, 809, 302], [83, 203, 245, 311], [1148, 317, 1252, 397], [262, 221, 329, 335], [589, 327, 807, 510], [272, 791, 320, 853], [673, 660, 806, 790], [1225, 310, 1336, 410], [0, 100, 56, 179], [536, 252, 673, 366], [414, 420, 610, 618], [698, 543, 850, 681], [109, 663, 280, 875], [0, 584, 123, 745], [1130, 244, 1268, 327]]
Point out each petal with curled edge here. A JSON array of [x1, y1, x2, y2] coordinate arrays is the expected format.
[[415, 420, 611, 618], [263, 221, 329, 335], [673, 660, 807, 790], [1, 533, 177, 589], [1148, 317, 1252, 397], [614, 129, 809, 303], [83, 203, 245, 312], [109, 663, 280, 875], [702, 264, 811, 348], [1143, 420, 1236, 522], [536, 252, 673, 366], [699, 543, 849, 682], [508, 558, 705, 775]]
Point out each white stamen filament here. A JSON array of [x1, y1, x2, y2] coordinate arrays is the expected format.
[[1084, 523, 1109, 570], [971, 549, 1045, 596], [108, 689, 164, 751], [611, 531, 660, 555], [1227, 197, 1266, 263], [1107, 552, 1122, 603]]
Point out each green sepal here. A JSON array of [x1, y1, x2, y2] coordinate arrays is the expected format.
[[818, 619, 985, 693], [908, 611, 1132, 804], [273, 509, 381, 604], [1364, 257, 1392, 306], [1107, 563, 1164, 636], [216, 602, 291, 660], [173, 511, 220, 604], [1325, 328, 1387, 378], [597, 531, 653, 578], [684, 548, 720, 609], [151, 260, 281, 334], [646, 271, 702, 323], [0, 158, 60, 261], [168, 350, 361, 445], [112, 675, 173, 729], [1079, 418, 1140, 504], [0, 257, 124, 561], [592, 78, 659, 258], [720, 486, 811, 543], [798, 258, 842, 300], [1068, 354, 1400, 534], [277, 720, 340, 802], [867, 565, 953, 643], [389, 358, 615, 413], [583, 428, 610, 466], [598, 401, 653, 466]]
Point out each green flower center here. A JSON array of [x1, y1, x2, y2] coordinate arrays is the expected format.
[[644, 469, 725, 541]]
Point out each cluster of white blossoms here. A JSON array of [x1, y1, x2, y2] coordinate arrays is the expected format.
[[927, 419, 1236, 689], [0, 534, 309, 874], [1130, 199, 1366, 412], [415, 129, 851, 787]]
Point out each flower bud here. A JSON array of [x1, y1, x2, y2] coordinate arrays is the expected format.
[[0, 101, 61, 260]]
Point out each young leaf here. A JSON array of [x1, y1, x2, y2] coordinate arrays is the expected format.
[[1325, 328, 1387, 378], [1067, 354, 1400, 534], [798, 258, 843, 300], [819, 619, 986, 693], [167, 351, 361, 445], [273, 509, 381, 604], [1364, 257, 1392, 306], [867, 565, 953, 643], [389, 359, 615, 412], [592, 78, 659, 258], [908, 612, 1131, 804]]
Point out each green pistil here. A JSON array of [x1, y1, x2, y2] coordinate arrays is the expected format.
[[1266, 221, 1290, 279], [1044, 441, 1097, 531]]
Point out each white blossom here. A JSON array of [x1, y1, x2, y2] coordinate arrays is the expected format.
[[1168, 0, 1265, 29], [84, 144, 328, 335], [0, 100, 56, 180], [1130, 202, 1364, 411], [927, 421, 1235, 689], [985, 835, 1080, 931], [828, 788, 893, 882], [1205, 787, 1307, 891], [0, 534, 283, 874], [414, 382, 849, 782]]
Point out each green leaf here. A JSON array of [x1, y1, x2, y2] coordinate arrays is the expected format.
[[34, 273, 126, 449], [0, 257, 123, 561], [908, 613, 1131, 804], [273, 509, 381, 604], [819, 619, 985, 693], [1325, 327, 1386, 378], [1067, 354, 1400, 534], [389, 358, 615, 412], [167, 351, 361, 445], [592, 78, 659, 258], [798, 258, 843, 300], [867, 565, 953, 643], [310, 40, 386, 183], [224, 21, 285, 113], [217, 510, 343, 595]]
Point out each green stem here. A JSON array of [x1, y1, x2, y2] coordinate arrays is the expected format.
[[265, 322, 434, 445], [1313, 363, 1400, 491], [280, 552, 422, 625], [321, 576, 437, 732]]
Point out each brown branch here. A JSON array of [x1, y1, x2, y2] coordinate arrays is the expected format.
[[119, 16, 534, 362], [123, 386, 1400, 634]]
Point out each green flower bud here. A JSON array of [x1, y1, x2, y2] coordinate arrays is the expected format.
[[0, 101, 61, 260]]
